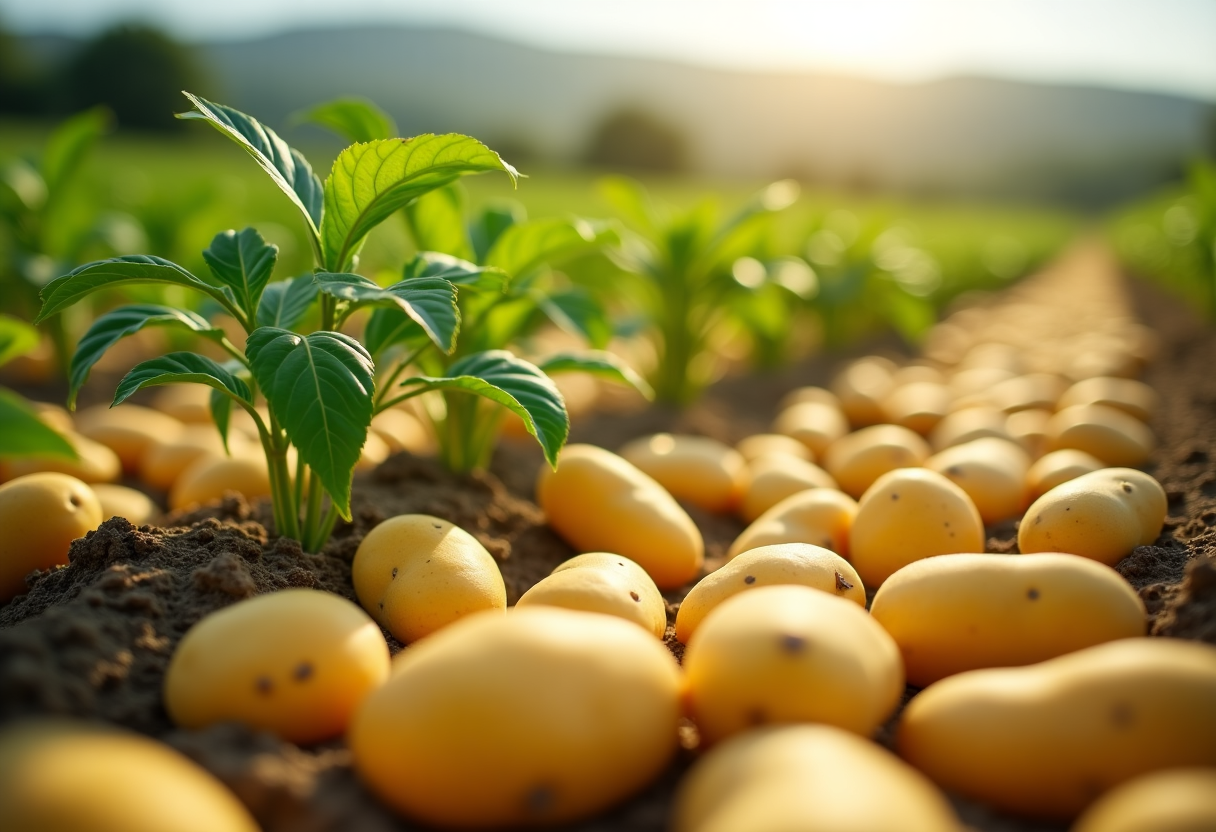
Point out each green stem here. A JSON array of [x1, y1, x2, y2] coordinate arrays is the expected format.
[[306, 503, 340, 554], [374, 343, 431, 411], [300, 469, 325, 552]]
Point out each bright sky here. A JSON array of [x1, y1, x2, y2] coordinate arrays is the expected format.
[[4, 0, 1215, 100]]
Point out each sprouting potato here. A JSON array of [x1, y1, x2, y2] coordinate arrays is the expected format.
[[74, 403, 185, 475], [881, 380, 951, 435], [0, 719, 259, 832], [735, 433, 812, 464], [169, 454, 272, 511], [898, 638, 1216, 819], [870, 553, 1146, 687], [739, 453, 837, 522], [929, 405, 1013, 452], [728, 487, 858, 560], [1058, 376, 1159, 423], [164, 588, 390, 744], [352, 514, 507, 643], [682, 585, 903, 745], [1018, 467, 1167, 564], [823, 424, 931, 499], [675, 543, 864, 643], [1025, 448, 1105, 501], [90, 483, 158, 526], [925, 437, 1030, 524], [1046, 403, 1155, 467], [1071, 768, 1216, 832], [771, 400, 850, 458], [831, 357, 896, 427], [0, 472, 102, 602], [619, 433, 748, 513], [537, 444, 703, 590], [140, 424, 237, 491], [2, 430, 121, 484], [1004, 407, 1052, 459], [849, 468, 984, 588], [348, 606, 682, 828], [672, 724, 965, 832], [516, 552, 666, 638]]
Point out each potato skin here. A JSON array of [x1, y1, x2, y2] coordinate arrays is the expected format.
[[0, 472, 102, 602], [516, 553, 666, 638], [537, 444, 703, 589], [925, 437, 1030, 524], [683, 585, 903, 745], [822, 424, 931, 498], [675, 543, 864, 643], [870, 553, 1145, 687], [619, 433, 747, 513], [348, 606, 682, 828], [352, 514, 507, 643], [898, 638, 1216, 819], [1046, 403, 1154, 467], [1071, 768, 1216, 832], [738, 454, 837, 522], [164, 588, 390, 743], [673, 724, 964, 832], [728, 487, 858, 560]]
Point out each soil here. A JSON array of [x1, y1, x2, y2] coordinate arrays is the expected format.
[[1, 266, 1213, 832]]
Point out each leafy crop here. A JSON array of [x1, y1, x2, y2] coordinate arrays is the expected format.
[[0, 314, 77, 461]]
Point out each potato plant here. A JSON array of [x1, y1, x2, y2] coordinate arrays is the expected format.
[[0, 314, 77, 461]]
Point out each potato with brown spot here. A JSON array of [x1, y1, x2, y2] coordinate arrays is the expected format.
[[516, 553, 666, 637], [925, 437, 1030, 524]]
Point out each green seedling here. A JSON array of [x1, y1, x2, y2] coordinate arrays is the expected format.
[[0, 314, 77, 461]]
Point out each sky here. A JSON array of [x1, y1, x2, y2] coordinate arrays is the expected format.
[[3, 0, 1215, 101]]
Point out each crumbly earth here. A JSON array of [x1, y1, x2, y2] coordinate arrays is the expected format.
[[0, 271, 1212, 832]]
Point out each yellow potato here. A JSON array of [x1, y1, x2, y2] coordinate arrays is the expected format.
[[673, 724, 964, 832], [831, 357, 896, 427], [735, 433, 812, 464], [28, 401, 74, 434], [537, 444, 703, 590], [892, 363, 946, 386], [772, 400, 849, 458], [0, 719, 258, 832], [728, 487, 858, 559], [140, 424, 234, 491], [1046, 404, 1155, 467], [75, 403, 184, 475], [353, 514, 507, 643], [1072, 768, 1216, 832], [925, 437, 1030, 524], [1058, 376, 1158, 424], [354, 430, 390, 471], [164, 588, 390, 743], [849, 468, 984, 587], [881, 380, 951, 435], [1018, 467, 1167, 564], [1025, 448, 1105, 501], [948, 366, 1015, 400], [3, 430, 121, 484], [90, 483, 158, 525], [516, 553, 666, 638], [898, 638, 1216, 819], [930, 405, 1013, 452], [370, 407, 433, 455], [150, 383, 215, 424], [739, 453, 837, 522], [1005, 407, 1052, 459], [823, 424, 931, 498], [778, 385, 841, 412], [349, 606, 682, 828], [675, 543, 864, 643], [619, 433, 748, 513], [0, 472, 102, 602], [169, 454, 272, 510], [683, 585, 903, 744], [988, 373, 1067, 413], [870, 553, 1146, 687]]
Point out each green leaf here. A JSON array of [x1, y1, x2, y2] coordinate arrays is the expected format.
[[257, 276, 319, 330], [315, 272, 459, 352], [534, 288, 613, 348], [599, 176, 659, 234], [202, 228, 279, 324], [209, 358, 252, 450], [36, 255, 234, 324], [0, 314, 41, 368], [403, 183, 475, 260], [484, 217, 614, 282], [290, 97, 397, 144], [538, 351, 654, 399], [404, 251, 504, 291], [178, 93, 324, 238], [401, 350, 568, 466], [0, 159, 47, 214], [321, 134, 518, 272], [113, 352, 253, 407], [69, 304, 228, 409], [41, 106, 112, 195], [246, 328, 374, 520], [470, 201, 525, 262], [0, 389, 78, 460], [363, 308, 421, 359]]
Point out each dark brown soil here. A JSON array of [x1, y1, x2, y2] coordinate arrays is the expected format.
[[0, 269, 1213, 832]]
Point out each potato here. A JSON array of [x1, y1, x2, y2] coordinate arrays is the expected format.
[[948, 366, 1015, 400], [1046, 403, 1155, 467], [925, 437, 1030, 524], [739, 453, 837, 522], [683, 585, 903, 744], [0, 472, 102, 602], [728, 487, 858, 560], [771, 400, 849, 457], [516, 552, 666, 638], [140, 424, 235, 491], [537, 444, 703, 590], [898, 638, 1216, 819], [1058, 376, 1158, 424], [1018, 467, 1167, 564], [150, 383, 214, 424], [831, 357, 896, 427], [352, 514, 506, 643], [987, 373, 1067, 413], [619, 433, 747, 513], [75, 403, 184, 474], [0, 719, 258, 832], [1005, 407, 1052, 459], [675, 543, 864, 643], [2, 430, 121, 484], [1072, 768, 1216, 832], [1025, 448, 1105, 501], [778, 385, 841, 412], [370, 407, 433, 455], [881, 380, 951, 435], [349, 606, 682, 828], [90, 483, 158, 525], [930, 405, 1013, 451], [673, 724, 964, 832], [735, 433, 812, 463], [822, 424, 931, 498], [164, 588, 389, 743], [849, 468, 984, 587], [169, 454, 272, 510], [870, 553, 1146, 686], [354, 429, 390, 471]]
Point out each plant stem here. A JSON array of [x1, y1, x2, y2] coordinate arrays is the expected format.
[[300, 469, 325, 552]]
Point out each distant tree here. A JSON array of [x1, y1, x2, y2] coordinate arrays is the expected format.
[[0, 24, 44, 115], [62, 24, 206, 131], [585, 107, 688, 173]]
